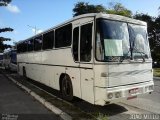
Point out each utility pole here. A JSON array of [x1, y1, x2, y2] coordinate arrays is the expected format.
[[27, 25, 37, 35]]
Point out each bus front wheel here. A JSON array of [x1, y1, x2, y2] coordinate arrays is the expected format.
[[61, 75, 73, 101]]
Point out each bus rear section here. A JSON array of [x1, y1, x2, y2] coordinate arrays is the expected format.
[[94, 15, 154, 105]]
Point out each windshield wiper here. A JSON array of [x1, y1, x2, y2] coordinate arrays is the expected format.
[[131, 46, 146, 62], [130, 39, 147, 62], [128, 25, 148, 62], [120, 49, 131, 63]]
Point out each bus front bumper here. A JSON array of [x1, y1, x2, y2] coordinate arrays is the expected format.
[[94, 80, 154, 106]]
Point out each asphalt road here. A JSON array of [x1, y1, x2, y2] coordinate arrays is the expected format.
[[0, 72, 62, 120], [121, 77, 160, 114]]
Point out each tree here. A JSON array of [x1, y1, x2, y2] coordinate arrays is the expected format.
[[0, 0, 11, 6], [73, 2, 106, 17], [73, 2, 132, 18], [0, 0, 13, 52], [106, 2, 132, 17], [0, 27, 13, 33], [154, 16, 160, 63]]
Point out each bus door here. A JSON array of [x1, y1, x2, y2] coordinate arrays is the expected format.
[[72, 24, 81, 98], [79, 19, 94, 104], [72, 18, 95, 103]]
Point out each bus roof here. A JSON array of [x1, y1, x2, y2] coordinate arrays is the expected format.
[[17, 13, 147, 44]]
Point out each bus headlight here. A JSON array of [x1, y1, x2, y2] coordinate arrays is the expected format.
[[149, 85, 154, 90], [115, 92, 121, 98], [145, 85, 154, 92], [145, 86, 149, 92], [107, 93, 113, 99]]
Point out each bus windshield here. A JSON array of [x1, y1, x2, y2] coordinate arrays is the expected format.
[[96, 19, 151, 62]]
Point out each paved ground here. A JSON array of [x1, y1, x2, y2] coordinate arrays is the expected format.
[[121, 77, 160, 114], [0, 72, 62, 120], [0, 68, 157, 120]]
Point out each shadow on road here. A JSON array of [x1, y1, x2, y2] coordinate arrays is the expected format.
[[1, 68, 128, 119], [73, 100, 127, 116]]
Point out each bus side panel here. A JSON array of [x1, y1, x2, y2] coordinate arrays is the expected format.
[[27, 52, 35, 63], [33, 52, 42, 64], [25, 51, 41, 80], [41, 49, 82, 97], [26, 64, 42, 83], [81, 68, 95, 104], [18, 63, 26, 75], [53, 49, 81, 98], [17, 54, 27, 75], [40, 65, 55, 88], [65, 67, 81, 98]]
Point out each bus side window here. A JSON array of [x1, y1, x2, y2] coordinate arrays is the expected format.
[[43, 30, 54, 50], [17, 44, 21, 53], [80, 23, 92, 62], [17, 42, 27, 53], [34, 35, 43, 51], [23, 41, 28, 52], [55, 24, 72, 48], [28, 39, 34, 52], [73, 27, 79, 61]]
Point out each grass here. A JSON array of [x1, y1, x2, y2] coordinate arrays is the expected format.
[[96, 113, 108, 120], [153, 68, 160, 77]]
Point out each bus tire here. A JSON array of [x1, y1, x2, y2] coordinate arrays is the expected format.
[[23, 67, 26, 78], [61, 75, 73, 101]]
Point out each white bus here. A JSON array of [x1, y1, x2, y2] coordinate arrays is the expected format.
[[17, 13, 154, 106], [3, 49, 17, 71]]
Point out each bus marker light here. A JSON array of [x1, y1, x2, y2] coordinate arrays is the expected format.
[[107, 93, 113, 99], [149, 85, 153, 90], [115, 92, 121, 98]]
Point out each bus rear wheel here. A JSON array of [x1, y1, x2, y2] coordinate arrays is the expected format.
[[61, 75, 73, 101], [23, 67, 26, 78]]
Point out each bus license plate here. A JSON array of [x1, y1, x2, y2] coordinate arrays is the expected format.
[[127, 96, 137, 100]]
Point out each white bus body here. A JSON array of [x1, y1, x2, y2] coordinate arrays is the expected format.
[[17, 13, 154, 106], [3, 49, 17, 71]]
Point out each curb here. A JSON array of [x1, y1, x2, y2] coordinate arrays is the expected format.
[[6, 75, 72, 120], [154, 77, 160, 80]]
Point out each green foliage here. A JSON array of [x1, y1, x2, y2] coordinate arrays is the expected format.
[[0, 28, 13, 33], [0, 0, 11, 6], [106, 3, 132, 17], [96, 113, 108, 120], [73, 2, 132, 17], [0, 37, 11, 41], [154, 68, 160, 77], [73, 2, 106, 17], [0, 0, 13, 52]]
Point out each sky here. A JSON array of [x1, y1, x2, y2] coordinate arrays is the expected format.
[[1, 0, 160, 45]]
